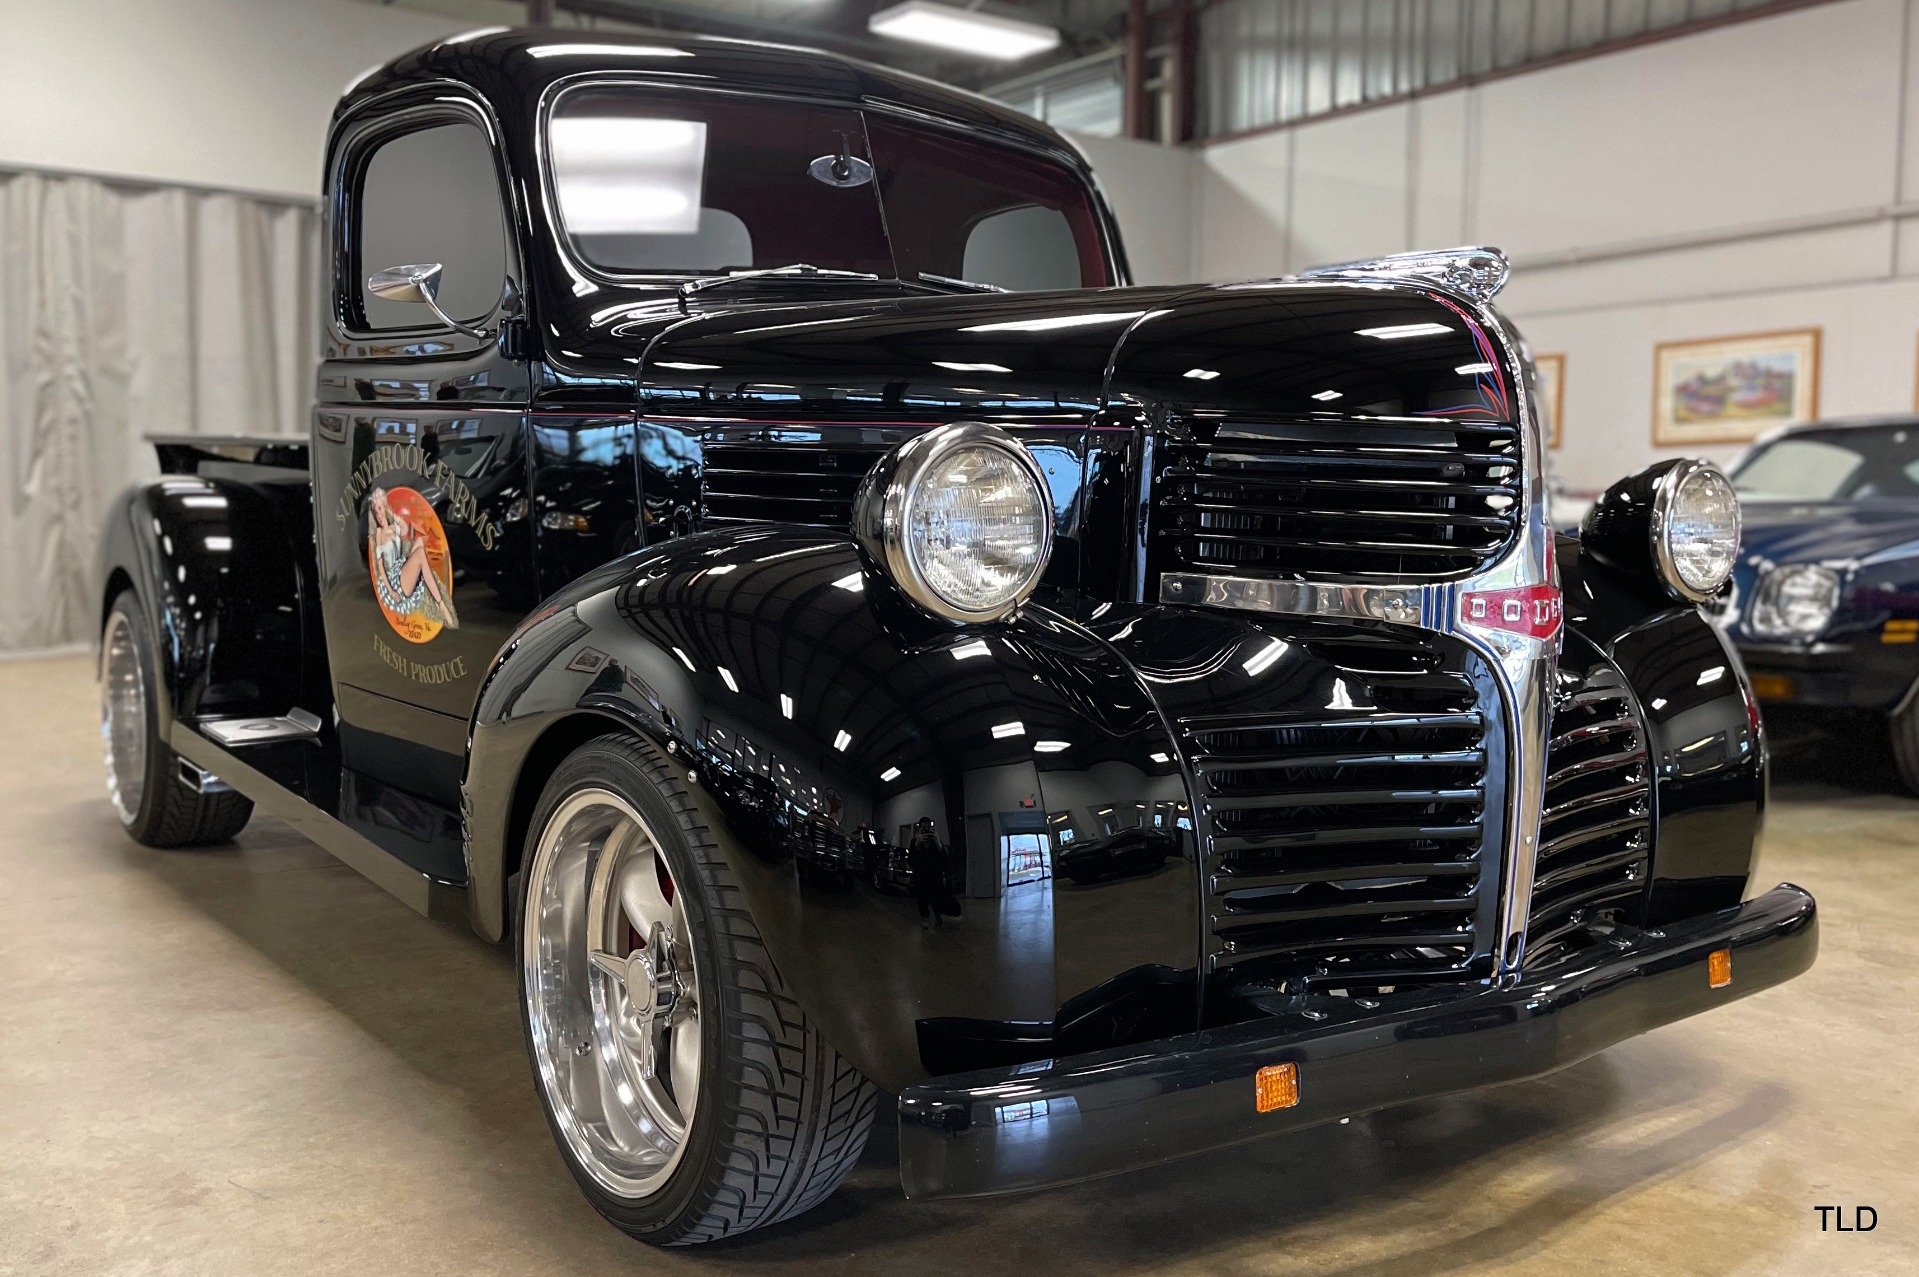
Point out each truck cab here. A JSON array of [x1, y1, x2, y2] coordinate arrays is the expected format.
[[95, 28, 1814, 1249]]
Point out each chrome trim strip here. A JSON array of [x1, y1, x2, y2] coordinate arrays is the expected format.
[[1158, 284, 1554, 980]]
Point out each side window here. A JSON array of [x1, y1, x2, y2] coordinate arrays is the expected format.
[[356, 121, 507, 329]]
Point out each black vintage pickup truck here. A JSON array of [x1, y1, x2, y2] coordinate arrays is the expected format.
[[95, 28, 1816, 1248]]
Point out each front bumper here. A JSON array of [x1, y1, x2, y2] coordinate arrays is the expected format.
[[897, 884, 1817, 1200], [1736, 636, 1918, 710]]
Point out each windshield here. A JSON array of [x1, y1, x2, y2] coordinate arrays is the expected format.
[[1732, 425, 1919, 501], [545, 84, 1111, 291]]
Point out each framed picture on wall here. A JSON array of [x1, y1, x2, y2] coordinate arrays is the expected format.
[[1653, 328, 1820, 446], [1534, 353, 1565, 448]]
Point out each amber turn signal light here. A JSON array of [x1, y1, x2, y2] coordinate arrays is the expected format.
[[1708, 948, 1732, 989], [1255, 1062, 1299, 1113]]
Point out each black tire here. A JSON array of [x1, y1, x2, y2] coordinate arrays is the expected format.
[[1890, 698, 1919, 793], [101, 589, 254, 848], [518, 734, 879, 1246]]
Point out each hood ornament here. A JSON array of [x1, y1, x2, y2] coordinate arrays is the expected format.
[[1301, 246, 1510, 303]]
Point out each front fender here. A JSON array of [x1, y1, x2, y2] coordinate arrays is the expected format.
[[1560, 536, 1765, 919], [466, 526, 1195, 1092]]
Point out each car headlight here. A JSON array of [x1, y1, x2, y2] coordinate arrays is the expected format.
[[1652, 460, 1741, 601], [1748, 564, 1840, 639], [1584, 458, 1740, 603], [853, 422, 1053, 623]]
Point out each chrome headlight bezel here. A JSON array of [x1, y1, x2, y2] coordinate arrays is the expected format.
[[853, 422, 1054, 624], [1747, 563, 1841, 640], [1649, 459, 1741, 602]]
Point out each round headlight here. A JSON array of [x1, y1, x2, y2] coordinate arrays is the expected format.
[[1652, 460, 1740, 601], [855, 423, 1053, 622], [1749, 564, 1840, 639]]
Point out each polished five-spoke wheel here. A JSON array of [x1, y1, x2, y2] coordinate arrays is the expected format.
[[517, 735, 879, 1246], [525, 789, 703, 1197]]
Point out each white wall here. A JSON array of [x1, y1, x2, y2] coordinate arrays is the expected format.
[[1068, 132, 1199, 285], [0, 0, 461, 199], [1158, 0, 1919, 490]]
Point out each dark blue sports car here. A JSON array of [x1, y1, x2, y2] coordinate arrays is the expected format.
[[1720, 415, 1919, 787]]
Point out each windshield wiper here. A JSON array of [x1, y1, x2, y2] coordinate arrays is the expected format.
[[679, 264, 881, 300], [917, 271, 1009, 294]]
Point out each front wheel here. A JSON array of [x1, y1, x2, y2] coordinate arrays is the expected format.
[[519, 735, 879, 1246]]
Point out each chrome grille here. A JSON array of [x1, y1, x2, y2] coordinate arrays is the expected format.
[[1155, 416, 1523, 583], [1183, 637, 1499, 991], [701, 432, 889, 528], [1525, 662, 1652, 965]]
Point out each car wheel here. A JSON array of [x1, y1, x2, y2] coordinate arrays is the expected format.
[[519, 734, 879, 1246], [1890, 699, 1919, 793], [100, 589, 254, 847]]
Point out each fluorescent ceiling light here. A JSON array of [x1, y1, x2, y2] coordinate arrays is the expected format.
[[963, 310, 1144, 334], [1455, 362, 1495, 375], [178, 495, 228, 508], [833, 730, 853, 751], [833, 571, 864, 592], [671, 646, 696, 672], [1697, 666, 1725, 686], [1183, 368, 1220, 380], [718, 666, 739, 692], [1311, 389, 1343, 401], [780, 693, 795, 719], [868, 1, 1060, 60], [991, 720, 1025, 739], [881, 766, 902, 782], [934, 361, 1012, 373], [705, 564, 736, 575], [1034, 740, 1070, 753], [1356, 322, 1451, 340], [1149, 752, 1171, 764], [1242, 638, 1290, 677], [952, 640, 991, 660], [203, 536, 232, 552], [655, 361, 720, 371]]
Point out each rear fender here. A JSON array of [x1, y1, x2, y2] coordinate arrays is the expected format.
[[465, 526, 1194, 1092], [95, 475, 322, 726]]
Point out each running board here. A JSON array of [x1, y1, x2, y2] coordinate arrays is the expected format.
[[170, 722, 468, 926], [197, 708, 323, 746]]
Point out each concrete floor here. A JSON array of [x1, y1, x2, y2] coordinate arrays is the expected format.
[[1, 654, 1913, 1277]]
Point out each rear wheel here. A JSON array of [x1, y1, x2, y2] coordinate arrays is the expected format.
[[519, 735, 878, 1246], [100, 590, 253, 847]]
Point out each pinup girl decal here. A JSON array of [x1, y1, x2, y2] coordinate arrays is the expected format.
[[367, 486, 460, 643]]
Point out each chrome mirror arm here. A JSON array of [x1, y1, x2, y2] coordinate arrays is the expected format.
[[365, 261, 491, 340]]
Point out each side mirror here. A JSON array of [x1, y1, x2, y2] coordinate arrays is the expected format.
[[366, 262, 488, 339]]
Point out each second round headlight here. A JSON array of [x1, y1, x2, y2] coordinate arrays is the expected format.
[[856, 423, 1053, 623], [1653, 460, 1741, 601], [1749, 564, 1840, 639]]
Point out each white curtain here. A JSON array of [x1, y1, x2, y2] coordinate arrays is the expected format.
[[0, 169, 319, 651]]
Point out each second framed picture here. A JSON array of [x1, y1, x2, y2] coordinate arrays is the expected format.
[[1534, 353, 1565, 448], [1653, 328, 1819, 446]]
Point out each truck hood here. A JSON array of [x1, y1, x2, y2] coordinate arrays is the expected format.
[[1739, 500, 1919, 567], [611, 281, 1516, 424]]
